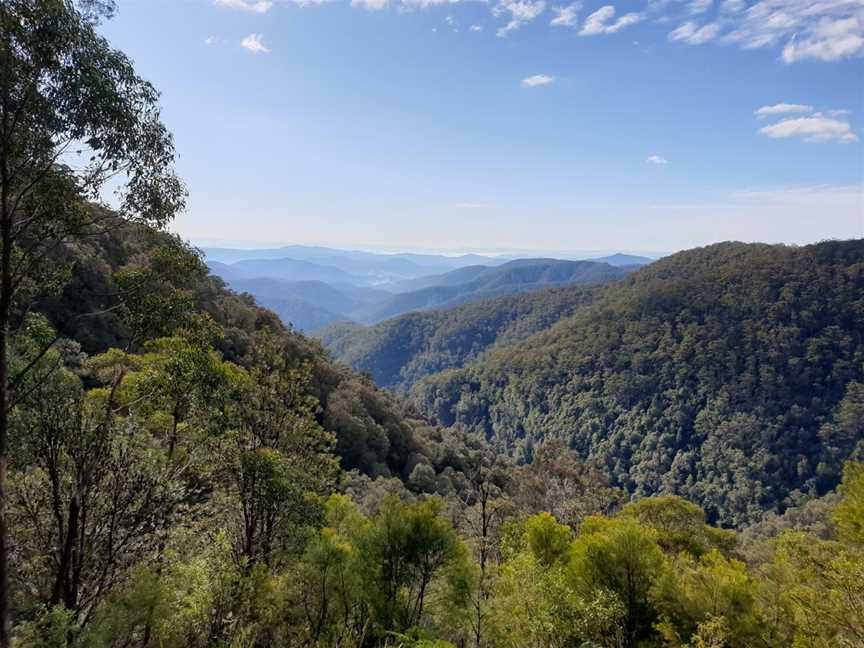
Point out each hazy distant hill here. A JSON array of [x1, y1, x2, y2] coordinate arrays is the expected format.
[[208, 258, 362, 285], [221, 278, 390, 331], [253, 295, 347, 332], [206, 251, 641, 331], [227, 278, 389, 313], [589, 253, 654, 267], [391, 265, 497, 293], [352, 259, 629, 323], [202, 244, 508, 281]]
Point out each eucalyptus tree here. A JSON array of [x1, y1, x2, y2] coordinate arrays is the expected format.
[[0, 0, 184, 641]]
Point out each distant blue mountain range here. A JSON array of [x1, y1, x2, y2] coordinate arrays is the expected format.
[[202, 244, 655, 332]]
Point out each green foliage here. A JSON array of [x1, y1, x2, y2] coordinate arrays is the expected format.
[[769, 531, 864, 647], [293, 494, 474, 645], [653, 550, 766, 646], [525, 513, 572, 566], [621, 496, 737, 557], [833, 461, 864, 545], [488, 551, 624, 648], [569, 516, 666, 647]]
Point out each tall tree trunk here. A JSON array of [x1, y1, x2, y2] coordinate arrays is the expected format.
[[0, 174, 12, 648], [51, 493, 80, 610]]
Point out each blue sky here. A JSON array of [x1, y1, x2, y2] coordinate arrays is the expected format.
[[99, 0, 863, 253]]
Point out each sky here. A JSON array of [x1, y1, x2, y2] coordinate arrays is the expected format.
[[99, 0, 864, 253]]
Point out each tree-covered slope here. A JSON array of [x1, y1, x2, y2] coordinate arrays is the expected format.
[[411, 240, 864, 526], [32, 214, 462, 482], [319, 281, 605, 391]]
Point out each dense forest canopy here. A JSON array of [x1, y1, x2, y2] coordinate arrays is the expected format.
[[319, 282, 604, 391], [410, 240, 864, 526], [0, 2, 862, 648]]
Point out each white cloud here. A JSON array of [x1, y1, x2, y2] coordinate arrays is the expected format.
[[717, 0, 864, 62], [782, 15, 864, 62], [470, 23, 484, 31], [580, 5, 644, 36], [669, 20, 721, 44], [759, 115, 858, 143], [641, 0, 864, 63], [402, 0, 463, 7], [240, 33, 270, 53], [215, 0, 273, 13], [204, 36, 219, 46], [494, 0, 546, 36], [754, 103, 813, 116], [550, 2, 582, 27], [522, 74, 555, 86], [646, 154, 669, 164], [352, 0, 389, 9], [688, 0, 712, 14]]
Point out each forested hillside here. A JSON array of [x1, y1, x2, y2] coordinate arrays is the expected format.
[[412, 240, 864, 526], [320, 282, 604, 390], [32, 215, 479, 484]]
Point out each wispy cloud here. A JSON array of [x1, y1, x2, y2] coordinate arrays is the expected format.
[[580, 5, 644, 36], [720, 0, 745, 12], [688, 0, 712, 14], [240, 33, 270, 53], [522, 74, 555, 86], [272, 0, 862, 64], [215, 0, 273, 13], [204, 36, 220, 46], [351, 0, 389, 10], [402, 0, 464, 7], [782, 15, 864, 62], [759, 115, 858, 143], [727, 0, 862, 62], [550, 2, 582, 27], [658, 0, 864, 63], [669, 20, 720, 44], [494, 0, 546, 37], [755, 103, 814, 116], [646, 154, 669, 164], [730, 184, 863, 204]]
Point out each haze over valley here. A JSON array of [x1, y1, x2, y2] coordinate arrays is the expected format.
[[203, 243, 655, 331]]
